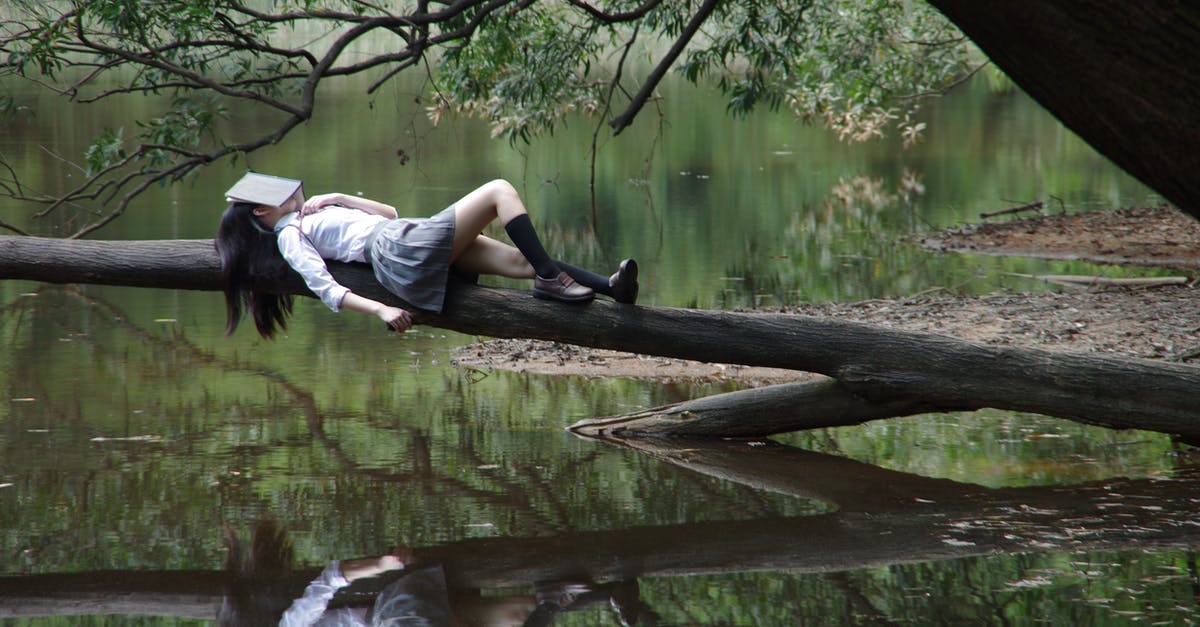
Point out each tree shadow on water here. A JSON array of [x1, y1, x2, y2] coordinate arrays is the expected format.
[[3, 288, 1199, 623]]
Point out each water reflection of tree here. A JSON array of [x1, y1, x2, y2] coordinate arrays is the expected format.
[[1, 287, 772, 539], [4, 434, 1199, 622], [5, 288, 1200, 623]]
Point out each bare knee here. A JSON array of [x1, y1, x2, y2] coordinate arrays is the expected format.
[[483, 178, 518, 198], [483, 179, 526, 223]]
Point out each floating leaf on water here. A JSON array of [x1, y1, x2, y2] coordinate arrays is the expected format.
[[154, 318, 177, 323], [11, 397, 36, 402], [1005, 576, 1053, 588], [1018, 504, 1060, 515], [90, 435, 163, 443]]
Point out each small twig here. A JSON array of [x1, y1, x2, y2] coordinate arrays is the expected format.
[[1049, 195, 1067, 214], [590, 22, 641, 232], [0, 219, 30, 236], [900, 286, 949, 304], [981, 200, 1043, 220], [1007, 273, 1189, 289]]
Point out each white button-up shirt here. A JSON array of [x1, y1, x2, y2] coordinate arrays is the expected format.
[[274, 208, 389, 311]]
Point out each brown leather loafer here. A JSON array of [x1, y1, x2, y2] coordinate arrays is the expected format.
[[533, 272, 594, 303], [608, 258, 639, 304]]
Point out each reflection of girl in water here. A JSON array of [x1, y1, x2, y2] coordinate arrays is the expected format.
[[218, 520, 298, 625], [217, 521, 532, 626], [281, 549, 455, 626], [219, 521, 657, 626]]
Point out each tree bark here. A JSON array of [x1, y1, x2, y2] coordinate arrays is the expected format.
[[3, 235, 1200, 439], [569, 378, 933, 438], [927, 1, 1200, 220]]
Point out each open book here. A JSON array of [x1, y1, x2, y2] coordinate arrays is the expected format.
[[224, 173, 303, 207]]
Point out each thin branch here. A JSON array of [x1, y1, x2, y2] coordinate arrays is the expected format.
[[368, 55, 423, 93], [0, 220, 29, 236], [365, 0, 533, 91], [73, 19, 305, 117], [609, 0, 720, 135], [0, 156, 32, 235], [228, 0, 492, 28], [895, 60, 990, 101], [211, 10, 320, 66], [68, 111, 309, 238], [566, 0, 665, 23], [31, 143, 159, 219], [590, 23, 641, 226]]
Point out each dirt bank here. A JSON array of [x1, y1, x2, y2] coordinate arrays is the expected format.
[[921, 205, 1200, 270]]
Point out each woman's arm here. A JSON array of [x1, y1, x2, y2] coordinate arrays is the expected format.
[[339, 292, 414, 332], [304, 192, 398, 219]]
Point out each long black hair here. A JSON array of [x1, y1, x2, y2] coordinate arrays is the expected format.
[[215, 202, 294, 339], [218, 519, 296, 626]]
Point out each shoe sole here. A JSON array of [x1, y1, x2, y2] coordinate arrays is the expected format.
[[532, 289, 595, 303], [612, 259, 639, 304]]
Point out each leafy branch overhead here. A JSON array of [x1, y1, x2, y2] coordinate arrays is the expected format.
[[0, 0, 975, 237]]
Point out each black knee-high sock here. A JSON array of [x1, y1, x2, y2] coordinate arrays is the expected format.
[[504, 214, 560, 279], [555, 260, 613, 297]]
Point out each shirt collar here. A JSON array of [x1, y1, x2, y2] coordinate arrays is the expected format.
[[274, 211, 298, 233]]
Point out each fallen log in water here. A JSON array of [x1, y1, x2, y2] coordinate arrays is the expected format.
[[3, 235, 1200, 439], [569, 378, 931, 438]]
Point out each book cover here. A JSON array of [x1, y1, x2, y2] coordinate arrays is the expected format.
[[224, 173, 303, 207]]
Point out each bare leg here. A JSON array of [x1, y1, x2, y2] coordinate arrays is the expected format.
[[449, 179, 531, 263], [454, 235, 534, 278], [446, 179, 599, 302]]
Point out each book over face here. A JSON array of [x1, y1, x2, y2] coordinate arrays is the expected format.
[[224, 173, 303, 207]]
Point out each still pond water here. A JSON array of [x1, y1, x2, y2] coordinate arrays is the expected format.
[[2, 73, 1198, 625]]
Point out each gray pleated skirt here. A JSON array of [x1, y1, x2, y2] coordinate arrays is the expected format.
[[368, 204, 456, 313]]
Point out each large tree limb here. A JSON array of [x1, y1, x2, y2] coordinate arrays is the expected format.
[[3, 235, 1200, 439], [568, 378, 934, 438]]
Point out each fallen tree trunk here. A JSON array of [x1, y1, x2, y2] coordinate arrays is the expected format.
[[3, 235, 1200, 439], [569, 378, 932, 438]]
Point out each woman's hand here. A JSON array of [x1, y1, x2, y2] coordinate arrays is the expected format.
[[376, 546, 413, 571], [339, 550, 409, 582], [302, 192, 398, 219], [339, 293, 414, 333], [378, 305, 414, 333], [301, 193, 344, 216]]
